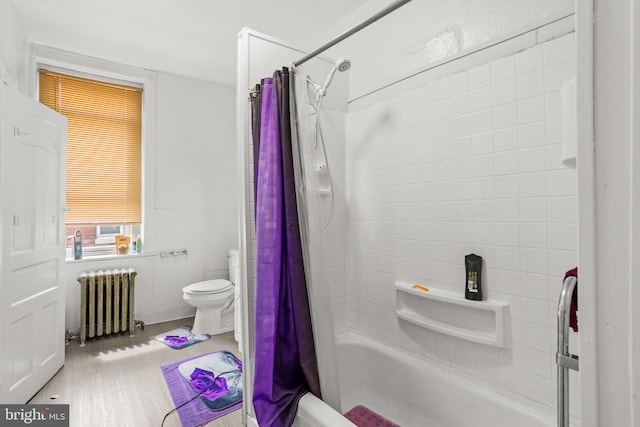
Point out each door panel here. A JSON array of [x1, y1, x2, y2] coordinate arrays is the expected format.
[[0, 84, 67, 404], [43, 149, 61, 247], [11, 135, 37, 253]]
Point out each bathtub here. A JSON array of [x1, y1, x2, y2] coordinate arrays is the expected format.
[[291, 331, 556, 427]]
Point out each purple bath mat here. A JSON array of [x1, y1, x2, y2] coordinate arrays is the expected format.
[[155, 326, 211, 349], [344, 405, 400, 427], [161, 350, 243, 427]]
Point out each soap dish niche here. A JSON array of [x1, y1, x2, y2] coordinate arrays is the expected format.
[[394, 281, 510, 348]]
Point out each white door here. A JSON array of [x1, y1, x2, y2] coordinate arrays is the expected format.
[[0, 84, 67, 404]]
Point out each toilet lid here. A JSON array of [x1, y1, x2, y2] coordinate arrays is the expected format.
[[183, 279, 233, 294]]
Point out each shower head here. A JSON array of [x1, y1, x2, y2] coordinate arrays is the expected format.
[[320, 57, 351, 97], [335, 57, 351, 72]]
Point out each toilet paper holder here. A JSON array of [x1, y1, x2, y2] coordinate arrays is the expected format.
[[160, 248, 188, 257]]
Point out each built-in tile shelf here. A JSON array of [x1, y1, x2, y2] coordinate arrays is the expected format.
[[394, 281, 510, 347]]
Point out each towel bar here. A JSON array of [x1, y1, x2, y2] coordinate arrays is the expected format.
[[557, 275, 578, 427]]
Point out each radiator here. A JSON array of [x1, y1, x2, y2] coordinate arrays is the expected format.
[[77, 268, 140, 346]]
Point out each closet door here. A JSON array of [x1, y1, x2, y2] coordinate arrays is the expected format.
[[0, 84, 67, 404]]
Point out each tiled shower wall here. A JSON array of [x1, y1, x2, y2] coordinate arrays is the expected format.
[[345, 32, 577, 414]]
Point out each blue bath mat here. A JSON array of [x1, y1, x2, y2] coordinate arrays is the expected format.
[[161, 350, 243, 426], [155, 326, 211, 349]]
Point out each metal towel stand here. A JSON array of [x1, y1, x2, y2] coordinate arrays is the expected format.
[[557, 275, 579, 427]]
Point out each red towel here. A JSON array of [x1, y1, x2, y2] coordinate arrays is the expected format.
[[564, 267, 578, 332]]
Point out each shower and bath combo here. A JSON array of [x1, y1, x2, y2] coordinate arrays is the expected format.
[[304, 57, 351, 229]]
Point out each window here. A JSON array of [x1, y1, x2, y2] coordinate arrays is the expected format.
[[39, 69, 143, 256], [95, 225, 123, 245]]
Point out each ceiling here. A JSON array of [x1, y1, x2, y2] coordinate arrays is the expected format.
[[12, 0, 371, 87]]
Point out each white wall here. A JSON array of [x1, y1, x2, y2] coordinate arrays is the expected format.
[[63, 71, 237, 331], [306, 0, 573, 100], [0, 8, 240, 331], [345, 27, 577, 421], [0, 0, 28, 90]]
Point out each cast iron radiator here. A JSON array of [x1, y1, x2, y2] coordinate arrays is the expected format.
[[77, 268, 142, 346]]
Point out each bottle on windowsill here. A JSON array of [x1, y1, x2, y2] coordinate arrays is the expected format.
[[73, 229, 82, 260]]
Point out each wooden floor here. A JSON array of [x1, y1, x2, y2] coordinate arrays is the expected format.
[[29, 317, 244, 427]]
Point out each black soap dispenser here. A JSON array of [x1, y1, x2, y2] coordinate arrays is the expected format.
[[465, 254, 483, 301]]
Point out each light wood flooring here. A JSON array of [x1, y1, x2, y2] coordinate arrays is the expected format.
[[29, 317, 244, 427]]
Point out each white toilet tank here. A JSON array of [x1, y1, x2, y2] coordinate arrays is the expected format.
[[229, 249, 242, 353]]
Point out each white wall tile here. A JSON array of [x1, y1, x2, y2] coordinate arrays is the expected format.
[[491, 55, 516, 83], [543, 59, 575, 93], [345, 36, 576, 411], [494, 150, 518, 175], [517, 70, 545, 100], [545, 91, 563, 118], [450, 93, 471, 117], [547, 196, 577, 223], [520, 223, 547, 248], [514, 321, 550, 351], [470, 176, 495, 200], [543, 33, 575, 67], [518, 147, 546, 173], [492, 79, 517, 106], [545, 117, 562, 144], [520, 272, 549, 300], [517, 96, 545, 124], [470, 87, 492, 112], [522, 346, 553, 378], [494, 174, 519, 198], [547, 250, 578, 278], [469, 63, 491, 89], [494, 223, 520, 247], [516, 44, 543, 75], [471, 132, 493, 155], [449, 71, 470, 96], [494, 198, 519, 222], [548, 223, 578, 250], [430, 77, 450, 101], [520, 247, 548, 274], [519, 172, 547, 197], [545, 144, 565, 170], [518, 121, 546, 148], [547, 169, 577, 196], [495, 246, 520, 271], [470, 109, 493, 134], [520, 297, 550, 327], [493, 103, 518, 129], [499, 365, 524, 394], [496, 269, 521, 295], [493, 127, 518, 152], [523, 373, 553, 406], [519, 197, 547, 223]]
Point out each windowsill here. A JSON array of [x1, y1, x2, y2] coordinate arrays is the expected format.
[[65, 252, 155, 264]]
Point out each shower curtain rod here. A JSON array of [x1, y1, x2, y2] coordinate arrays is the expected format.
[[293, 0, 413, 67]]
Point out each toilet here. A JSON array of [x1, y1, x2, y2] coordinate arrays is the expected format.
[[182, 249, 241, 336]]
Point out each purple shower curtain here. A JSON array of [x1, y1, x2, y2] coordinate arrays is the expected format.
[[252, 69, 321, 427]]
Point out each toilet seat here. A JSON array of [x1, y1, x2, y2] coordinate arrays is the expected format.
[[183, 279, 233, 294]]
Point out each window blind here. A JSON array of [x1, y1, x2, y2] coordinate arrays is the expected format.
[[39, 69, 142, 225]]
